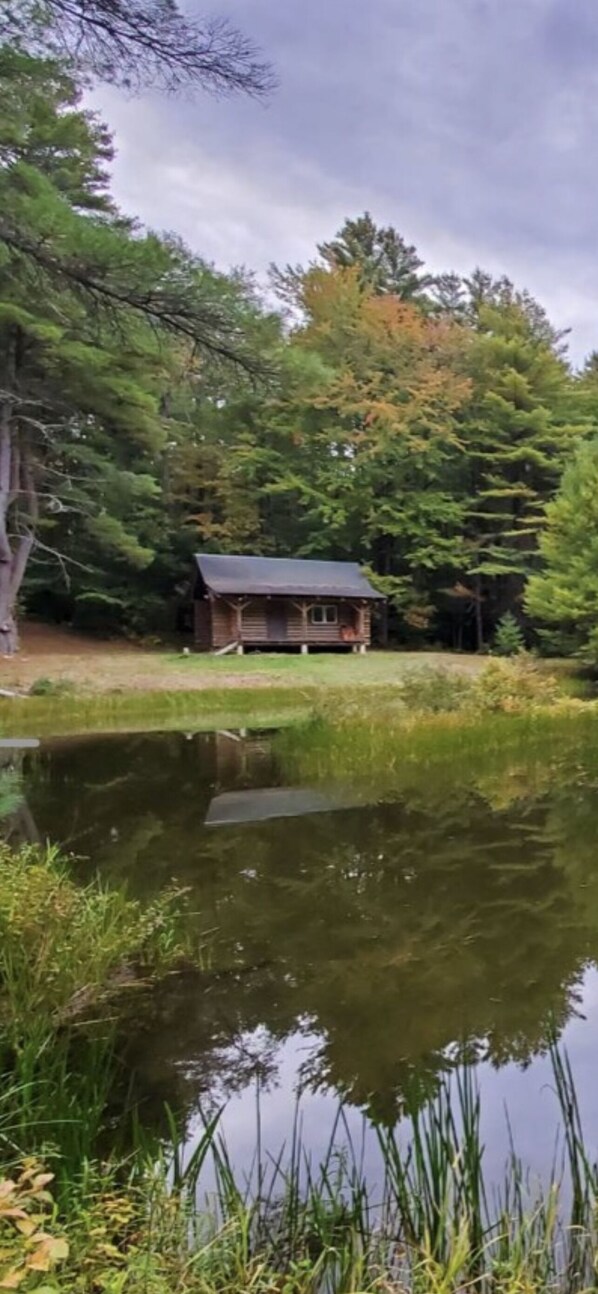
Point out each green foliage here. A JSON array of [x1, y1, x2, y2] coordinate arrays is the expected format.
[[526, 437, 598, 664], [0, 770, 22, 821], [492, 611, 525, 656], [28, 677, 74, 697], [473, 655, 561, 713], [0, 842, 202, 1186], [397, 666, 472, 713], [0, 14, 595, 654], [0, 43, 279, 650], [0, 842, 194, 1043], [317, 210, 432, 301]]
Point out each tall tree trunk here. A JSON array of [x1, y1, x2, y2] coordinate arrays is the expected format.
[[0, 397, 18, 656], [0, 398, 38, 656], [474, 572, 484, 653]]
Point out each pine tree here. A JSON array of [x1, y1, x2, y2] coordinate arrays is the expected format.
[[0, 50, 273, 652], [317, 212, 430, 301], [492, 612, 525, 656], [525, 438, 598, 662], [457, 298, 583, 648]]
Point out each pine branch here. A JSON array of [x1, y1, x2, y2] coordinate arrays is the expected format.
[[0, 219, 271, 375]]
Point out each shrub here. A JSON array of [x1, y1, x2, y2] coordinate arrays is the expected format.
[[492, 612, 525, 657], [0, 1161, 68, 1291], [28, 677, 75, 698], [71, 592, 125, 635], [398, 667, 473, 713], [0, 843, 195, 1044], [474, 656, 561, 713]]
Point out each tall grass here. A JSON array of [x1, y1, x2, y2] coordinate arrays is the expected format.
[[5, 1047, 596, 1293], [0, 842, 202, 1196], [0, 687, 311, 737], [135, 1049, 598, 1293], [280, 706, 598, 808]]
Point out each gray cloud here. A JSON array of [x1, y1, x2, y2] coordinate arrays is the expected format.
[[94, 0, 598, 363]]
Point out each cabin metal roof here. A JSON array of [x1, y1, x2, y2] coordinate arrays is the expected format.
[[194, 554, 384, 599]]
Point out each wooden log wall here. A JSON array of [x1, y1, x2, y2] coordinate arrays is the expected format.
[[194, 597, 372, 649]]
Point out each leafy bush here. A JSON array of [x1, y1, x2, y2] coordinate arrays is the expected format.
[[0, 843, 195, 1044], [492, 612, 525, 657], [398, 667, 473, 713], [474, 656, 561, 713], [0, 1161, 68, 1291], [28, 677, 75, 698]]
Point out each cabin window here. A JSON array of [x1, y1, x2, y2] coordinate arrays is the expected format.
[[310, 604, 338, 625]]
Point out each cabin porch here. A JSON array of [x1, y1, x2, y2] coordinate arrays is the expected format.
[[193, 595, 372, 653]]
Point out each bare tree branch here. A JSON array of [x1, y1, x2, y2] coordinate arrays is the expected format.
[[1, 0, 275, 96]]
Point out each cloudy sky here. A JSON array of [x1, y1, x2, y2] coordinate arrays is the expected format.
[[96, 0, 598, 364]]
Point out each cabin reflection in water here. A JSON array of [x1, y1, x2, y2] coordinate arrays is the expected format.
[[205, 785, 358, 826], [207, 729, 358, 825]]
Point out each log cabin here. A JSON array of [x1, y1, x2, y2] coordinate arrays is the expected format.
[[192, 553, 385, 654]]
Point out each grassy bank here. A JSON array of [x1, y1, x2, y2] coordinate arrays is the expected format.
[[282, 704, 598, 795], [0, 686, 313, 737], [0, 653, 584, 738], [0, 843, 201, 1178], [275, 659, 598, 808]]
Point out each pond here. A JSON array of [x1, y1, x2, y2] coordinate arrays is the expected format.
[[7, 723, 598, 1188]]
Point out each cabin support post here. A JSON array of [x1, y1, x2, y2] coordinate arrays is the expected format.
[[356, 602, 366, 643], [234, 597, 244, 652], [301, 599, 309, 654]]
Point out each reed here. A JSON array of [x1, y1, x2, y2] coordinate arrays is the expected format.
[[131, 1049, 598, 1293], [280, 706, 598, 808], [4, 1047, 595, 1293]]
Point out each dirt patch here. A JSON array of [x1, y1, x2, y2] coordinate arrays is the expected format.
[[0, 623, 270, 694]]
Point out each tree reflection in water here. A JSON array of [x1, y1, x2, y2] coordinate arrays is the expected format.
[[19, 726, 598, 1129]]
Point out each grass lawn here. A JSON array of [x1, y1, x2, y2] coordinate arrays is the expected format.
[[163, 646, 487, 685], [0, 623, 571, 737], [2, 622, 486, 695], [0, 625, 490, 736]]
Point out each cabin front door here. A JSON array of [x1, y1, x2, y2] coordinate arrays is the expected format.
[[266, 602, 288, 642]]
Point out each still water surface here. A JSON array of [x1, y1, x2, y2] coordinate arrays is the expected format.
[[10, 726, 598, 1185]]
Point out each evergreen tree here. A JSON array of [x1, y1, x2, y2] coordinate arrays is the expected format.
[[456, 299, 582, 648], [0, 49, 274, 652], [525, 438, 598, 662], [492, 612, 525, 656], [317, 212, 430, 301]]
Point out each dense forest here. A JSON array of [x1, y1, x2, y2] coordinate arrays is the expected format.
[[1, 1, 597, 657]]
